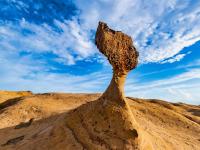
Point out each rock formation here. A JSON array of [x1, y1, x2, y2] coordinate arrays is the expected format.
[[65, 22, 140, 149], [95, 22, 139, 106], [1, 91, 200, 150]]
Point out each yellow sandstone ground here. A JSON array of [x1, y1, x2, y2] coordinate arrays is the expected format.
[[0, 91, 199, 150], [0, 90, 32, 103]]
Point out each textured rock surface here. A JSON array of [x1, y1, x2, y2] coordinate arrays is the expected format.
[[96, 22, 139, 105], [95, 22, 139, 75], [0, 91, 32, 104], [0, 91, 200, 150], [65, 22, 141, 149]]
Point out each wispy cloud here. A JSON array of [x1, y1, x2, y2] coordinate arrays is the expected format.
[[1, 0, 200, 65], [160, 51, 192, 64], [0, 51, 111, 92], [126, 68, 200, 104], [0, 18, 96, 65], [74, 0, 200, 63]]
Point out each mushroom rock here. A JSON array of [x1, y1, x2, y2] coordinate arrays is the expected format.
[[95, 22, 139, 106], [65, 22, 141, 150]]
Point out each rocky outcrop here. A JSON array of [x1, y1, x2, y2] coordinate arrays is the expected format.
[[65, 22, 140, 149], [1, 92, 200, 150], [0, 90, 32, 103], [95, 22, 138, 105]]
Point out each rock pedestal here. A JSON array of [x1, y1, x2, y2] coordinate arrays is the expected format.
[[66, 22, 140, 150], [95, 22, 138, 106]]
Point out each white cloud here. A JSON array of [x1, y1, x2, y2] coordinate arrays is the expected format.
[[127, 68, 200, 91], [1, 1, 200, 65], [74, 0, 200, 64], [160, 51, 191, 64], [161, 54, 186, 64], [0, 51, 111, 93], [125, 68, 200, 104], [0, 18, 96, 65]]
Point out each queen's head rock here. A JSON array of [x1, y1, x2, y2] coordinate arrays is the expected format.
[[95, 22, 139, 75], [96, 22, 139, 105], [65, 22, 141, 150]]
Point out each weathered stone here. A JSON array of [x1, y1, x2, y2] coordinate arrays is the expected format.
[[95, 22, 139, 105], [65, 22, 140, 150], [95, 22, 139, 75]]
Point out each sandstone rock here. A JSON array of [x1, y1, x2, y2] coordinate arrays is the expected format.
[[65, 22, 140, 150], [96, 22, 139, 105], [95, 22, 139, 75]]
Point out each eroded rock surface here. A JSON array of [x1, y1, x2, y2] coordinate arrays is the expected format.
[[95, 22, 138, 74], [0, 92, 200, 150], [65, 22, 141, 150], [96, 22, 139, 105]]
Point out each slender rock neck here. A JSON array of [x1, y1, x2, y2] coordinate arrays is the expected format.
[[101, 70, 128, 106]]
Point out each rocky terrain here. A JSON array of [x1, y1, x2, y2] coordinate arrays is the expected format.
[[0, 91, 200, 150], [0, 22, 200, 150]]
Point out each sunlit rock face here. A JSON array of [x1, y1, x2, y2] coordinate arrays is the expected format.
[[95, 22, 139, 75], [64, 22, 141, 150], [95, 22, 139, 105]]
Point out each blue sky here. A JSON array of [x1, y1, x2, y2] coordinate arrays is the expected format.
[[0, 0, 200, 104]]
